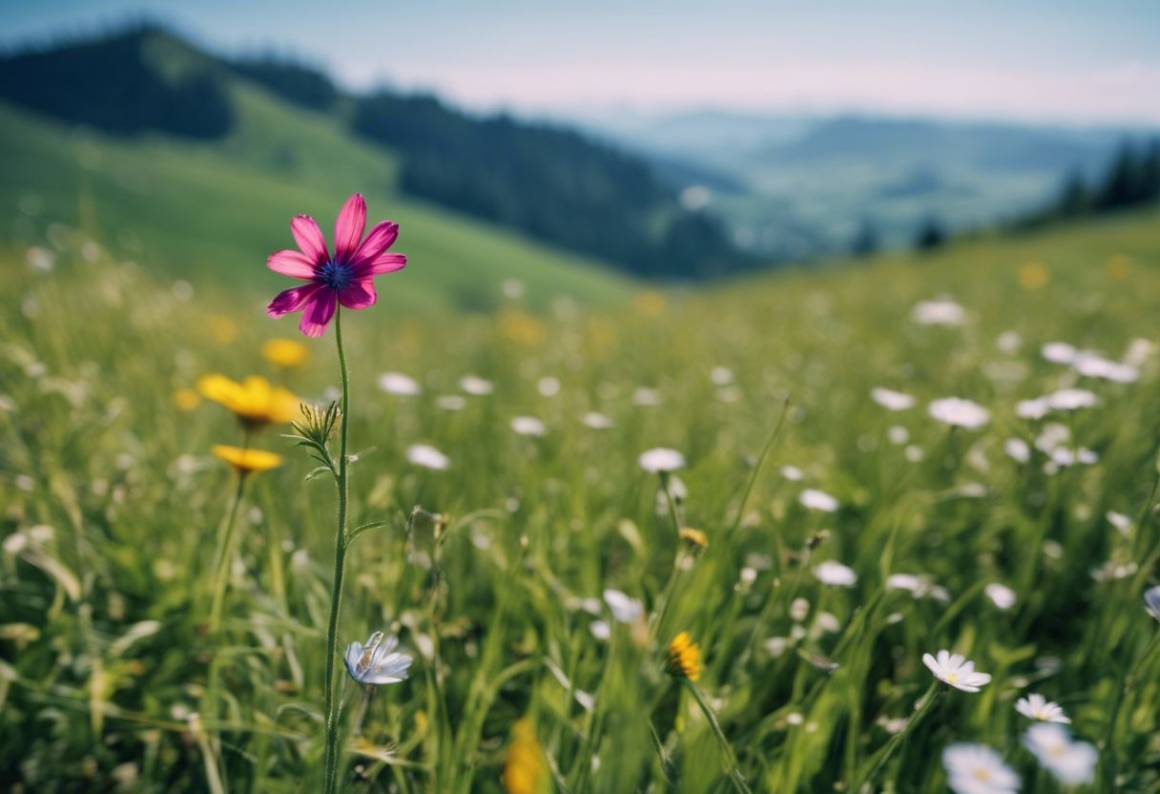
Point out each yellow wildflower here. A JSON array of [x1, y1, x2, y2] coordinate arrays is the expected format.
[[502, 718, 547, 794], [679, 527, 708, 550], [667, 631, 702, 682], [173, 388, 201, 412], [1018, 260, 1049, 290], [211, 445, 282, 475], [197, 374, 299, 427], [1106, 254, 1132, 281], [262, 338, 309, 369]]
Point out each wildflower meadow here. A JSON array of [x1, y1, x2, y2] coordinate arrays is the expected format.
[[2, 195, 1159, 794]]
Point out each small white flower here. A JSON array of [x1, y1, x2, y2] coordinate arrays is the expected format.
[[589, 620, 611, 641], [633, 387, 661, 406], [928, 398, 990, 429], [1045, 388, 1098, 412], [1072, 352, 1138, 383], [1034, 423, 1071, 453], [799, 488, 839, 512], [814, 561, 857, 587], [1124, 337, 1156, 368], [1023, 723, 1097, 785], [1144, 585, 1160, 621], [502, 278, 525, 299], [905, 444, 924, 462], [378, 372, 421, 396], [344, 631, 412, 685], [26, 246, 55, 272], [871, 387, 916, 411], [1015, 693, 1070, 724], [942, 743, 1020, 794], [1015, 397, 1051, 420], [1041, 342, 1077, 364], [780, 465, 804, 482], [710, 366, 734, 386], [537, 376, 561, 397], [996, 330, 1022, 354], [582, 411, 614, 429], [511, 416, 546, 437], [1004, 438, 1031, 463], [887, 425, 910, 445], [886, 573, 949, 602], [912, 298, 966, 326], [406, 444, 450, 471], [602, 589, 643, 623], [985, 583, 1017, 610], [460, 375, 494, 395], [923, 649, 991, 692], [435, 394, 466, 411], [639, 447, 686, 473], [1106, 511, 1132, 536]]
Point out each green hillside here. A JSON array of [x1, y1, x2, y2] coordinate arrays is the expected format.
[[0, 79, 629, 313]]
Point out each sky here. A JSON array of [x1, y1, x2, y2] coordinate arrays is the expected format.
[[4, 0, 1160, 125]]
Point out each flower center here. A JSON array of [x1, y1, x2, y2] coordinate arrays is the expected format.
[[318, 259, 354, 291]]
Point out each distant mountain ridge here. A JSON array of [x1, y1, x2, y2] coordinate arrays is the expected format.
[[0, 25, 745, 279]]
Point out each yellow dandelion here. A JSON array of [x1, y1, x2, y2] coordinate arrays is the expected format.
[[262, 338, 309, 369], [197, 374, 299, 427], [667, 631, 702, 682], [1018, 260, 1049, 290], [502, 718, 547, 794], [173, 388, 201, 412], [211, 445, 282, 475], [1106, 254, 1132, 281], [499, 308, 546, 348], [633, 290, 667, 317], [208, 314, 239, 344], [679, 527, 708, 550]]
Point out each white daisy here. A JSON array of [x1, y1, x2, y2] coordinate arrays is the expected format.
[[942, 743, 1020, 794], [871, 387, 916, 411], [928, 398, 990, 429], [985, 583, 1017, 610], [1015, 693, 1070, 724], [537, 376, 561, 397], [780, 465, 804, 482], [912, 298, 966, 326], [639, 447, 686, 473], [1072, 352, 1138, 383], [435, 394, 466, 411], [344, 631, 412, 685], [1015, 397, 1051, 420], [581, 411, 614, 430], [1022, 723, 1097, 785], [996, 330, 1022, 354], [406, 444, 450, 471], [887, 425, 910, 445], [814, 561, 857, 587], [1034, 423, 1071, 453], [799, 488, 839, 512], [1041, 341, 1077, 364], [378, 372, 421, 396], [511, 416, 546, 437], [1045, 388, 1098, 412], [1004, 438, 1031, 463], [459, 375, 494, 396], [602, 589, 643, 623], [1105, 511, 1132, 536], [923, 649, 991, 692]]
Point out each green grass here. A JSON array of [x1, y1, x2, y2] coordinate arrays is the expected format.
[[0, 85, 628, 313], [1, 195, 1159, 793]]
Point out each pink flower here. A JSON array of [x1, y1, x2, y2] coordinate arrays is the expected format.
[[266, 194, 407, 337]]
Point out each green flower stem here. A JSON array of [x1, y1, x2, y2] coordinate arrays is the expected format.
[[854, 682, 939, 789], [324, 308, 352, 794], [208, 470, 248, 635], [684, 680, 752, 794]]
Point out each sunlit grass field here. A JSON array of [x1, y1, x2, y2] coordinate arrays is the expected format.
[[2, 208, 1159, 792]]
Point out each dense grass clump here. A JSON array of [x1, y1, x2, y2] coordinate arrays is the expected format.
[[1, 211, 1158, 792]]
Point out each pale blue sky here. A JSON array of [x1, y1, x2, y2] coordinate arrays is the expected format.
[[5, 1, 1160, 124]]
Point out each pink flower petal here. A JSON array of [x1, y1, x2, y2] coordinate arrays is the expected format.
[[363, 252, 407, 275], [267, 283, 323, 318], [299, 291, 338, 337], [334, 194, 367, 262], [291, 215, 329, 265], [338, 278, 377, 310], [267, 249, 317, 279], [352, 220, 398, 265]]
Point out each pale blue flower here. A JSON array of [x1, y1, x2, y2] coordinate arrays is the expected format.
[[344, 631, 412, 685]]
